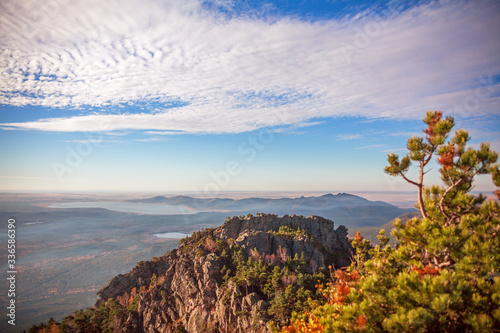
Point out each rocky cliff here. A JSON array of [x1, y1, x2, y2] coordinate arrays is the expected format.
[[53, 214, 354, 332]]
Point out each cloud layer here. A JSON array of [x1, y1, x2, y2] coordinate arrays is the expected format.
[[1, 0, 499, 133]]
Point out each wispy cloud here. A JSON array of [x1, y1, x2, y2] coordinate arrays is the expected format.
[[144, 130, 187, 136], [387, 131, 422, 137], [60, 138, 124, 145], [336, 134, 363, 141], [1, 0, 499, 134], [355, 144, 385, 150], [271, 120, 324, 134], [134, 137, 171, 142], [383, 148, 407, 153]]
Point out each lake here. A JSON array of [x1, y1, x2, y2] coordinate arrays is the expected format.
[[48, 202, 222, 215], [154, 232, 191, 239]]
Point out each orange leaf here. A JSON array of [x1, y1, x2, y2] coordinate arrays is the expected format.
[[358, 315, 367, 329]]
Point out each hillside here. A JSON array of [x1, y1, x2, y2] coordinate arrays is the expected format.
[[30, 214, 353, 332]]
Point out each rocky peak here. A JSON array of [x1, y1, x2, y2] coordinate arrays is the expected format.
[[215, 213, 340, 239], [79, 214, 353, 332], [215, 214, 351, 270]]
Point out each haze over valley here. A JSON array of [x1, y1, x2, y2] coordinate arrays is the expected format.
[[0, 191, 413, 331]]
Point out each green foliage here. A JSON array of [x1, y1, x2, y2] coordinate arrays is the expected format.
[[29, 318, 60, 333], [180, 227, 215, 254], [31, 298, 131, 333], [196, 227, 331, 326], [269, 225, 312, 239], [281, 111, 500, 333], [384, 111, 455, 219], [228, 247, 327, 326], [128, 293, 141, 312]]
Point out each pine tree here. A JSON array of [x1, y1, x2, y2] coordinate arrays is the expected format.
[[280, 111, 500, 333]]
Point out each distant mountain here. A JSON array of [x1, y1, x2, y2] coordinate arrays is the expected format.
[[129, 193, 415, 227]]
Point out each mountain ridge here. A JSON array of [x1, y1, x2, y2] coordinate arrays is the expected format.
[[128, 193, 414, 227]]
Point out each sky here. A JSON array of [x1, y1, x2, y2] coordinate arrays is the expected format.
[[0, 0, 499, 196]]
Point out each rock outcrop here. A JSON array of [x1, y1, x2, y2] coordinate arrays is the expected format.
[[215, 214, 351, 270], [95, 214, 353, 332]]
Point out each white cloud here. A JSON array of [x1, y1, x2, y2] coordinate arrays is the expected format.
[[383, 148, 407, 153], [144, 130, 187, 135], [134, 137, 171, 142], [336, 134, 363, 141], [355, 144, 385, 150], [60, 138, 124, 145], [0, 0, 499, 133], [388, 131, 422, 137]]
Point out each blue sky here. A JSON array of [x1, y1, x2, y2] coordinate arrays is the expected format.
[[0, 0, 499, 195]]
